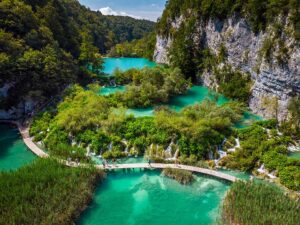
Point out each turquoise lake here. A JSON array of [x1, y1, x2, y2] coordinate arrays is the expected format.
[[102, 58, 156, 75], [77, 169, 230, 225], [100, 58, 262, 126], [0, 124, 36, 171]]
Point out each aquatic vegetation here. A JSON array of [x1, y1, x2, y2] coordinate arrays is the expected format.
[[221, 181, 300, 225], [0, 158, 105, 225], [162, 167, 195, 185]]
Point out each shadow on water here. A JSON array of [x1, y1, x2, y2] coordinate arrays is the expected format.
[[0, 124, 19, 157], [0, 124, 36, 171]]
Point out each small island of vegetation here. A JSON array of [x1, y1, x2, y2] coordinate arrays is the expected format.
[[162, 167, 195, 185]]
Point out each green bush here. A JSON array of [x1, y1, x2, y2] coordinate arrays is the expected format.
[[279, 166, 300, 190]]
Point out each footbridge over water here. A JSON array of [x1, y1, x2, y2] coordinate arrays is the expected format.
[[95, 163, 237, 182]]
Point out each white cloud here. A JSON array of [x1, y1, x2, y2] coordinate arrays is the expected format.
[[99, 7, 142, 20]]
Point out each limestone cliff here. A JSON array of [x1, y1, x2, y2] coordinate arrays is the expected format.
[[154, 15, 300, 121]]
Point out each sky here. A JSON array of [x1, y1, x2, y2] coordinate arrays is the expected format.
[[78, 0, 166, 21]]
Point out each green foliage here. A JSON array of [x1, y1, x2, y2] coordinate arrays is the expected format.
[[221, 181, 300, 225], [288, 96, 300, 126], [168, 16, 199, 81], [31, 87, 245, 162], [108, 32, 156, 60], [279, 97, 300, 139], [0, 158, 105, 225], [279, 166, 300, 190], [157, 0, 299, 82], [114, 66, 191, 107], [220, 120, 300, 190], [214, 66, 252, 103], [0, 0, 154, 108], [158, 0, 299, 37]]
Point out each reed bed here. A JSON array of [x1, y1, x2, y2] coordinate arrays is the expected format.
[[0, 158, 105, 225], [221, 181, 300, 225]]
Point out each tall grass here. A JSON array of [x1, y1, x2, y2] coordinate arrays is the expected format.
[[0, 158, 105, 225], [221, 181, 300, 225]]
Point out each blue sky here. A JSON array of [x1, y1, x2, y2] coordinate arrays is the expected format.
[[78, 0, 166, 21]]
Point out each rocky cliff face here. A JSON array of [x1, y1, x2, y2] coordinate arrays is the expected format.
[[154, 16, 300, 121], [0, 83, 36, 120]]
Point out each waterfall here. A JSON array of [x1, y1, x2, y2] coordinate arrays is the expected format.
[[221, 138, 227, 146], [108, 142, 113, 151], [122, 140, 129, 153], [208, 151, 214, 160], [173, 148, 179, 159], [165, 141, 174, 157], [86, 145, 91, 157], [228, 138, 240, 152], [257, 164, 265, 174], [235, 138, 240, 148], [71, 139, 77, 146]]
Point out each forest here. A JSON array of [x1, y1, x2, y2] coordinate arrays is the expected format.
[[0, 0, 154, 109]]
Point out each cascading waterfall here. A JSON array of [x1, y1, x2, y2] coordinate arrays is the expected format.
[[227, 138, 240, 152], [86, 145, 91, 157], [108, 142, 113, 152], [165, 141, 174, 157], [257, 164, 265, 174]]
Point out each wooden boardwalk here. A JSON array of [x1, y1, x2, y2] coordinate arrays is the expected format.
[[96, 163, 237, 182], [1, 120, 237, 182], [1, 120, 49, 158]]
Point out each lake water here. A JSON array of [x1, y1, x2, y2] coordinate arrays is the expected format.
[[100, 84, 261, 126], [77, 169, 230, 225], [100, 58, 262, 126], [102, 58, 156, 75], [289, 152, 300, 160], [0, 124, 36, 171]]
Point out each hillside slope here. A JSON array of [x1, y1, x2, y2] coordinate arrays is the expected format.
[[154, 0, 300, 121], [0, 0, 154, 119]]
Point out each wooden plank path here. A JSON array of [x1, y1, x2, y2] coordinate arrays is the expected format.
[[96, 163, 237, 182], [1, 120, 237, 182]]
